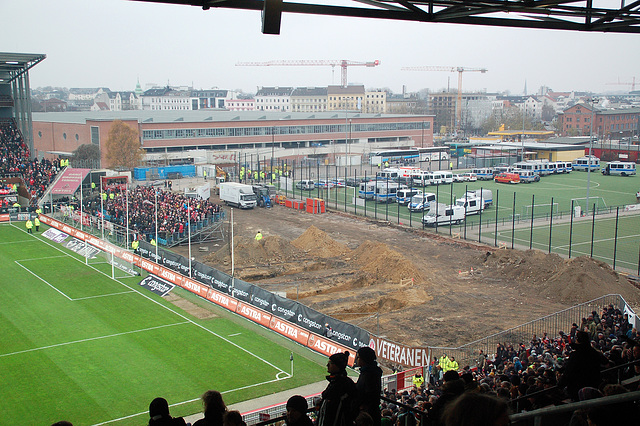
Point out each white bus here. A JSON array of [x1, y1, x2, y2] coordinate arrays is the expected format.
[[471, 168, 495, 181], [572, 156, 600, 172], [601, 161, 636, 176]]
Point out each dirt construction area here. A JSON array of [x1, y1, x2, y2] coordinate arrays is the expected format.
[[174, 197, 640, 350]]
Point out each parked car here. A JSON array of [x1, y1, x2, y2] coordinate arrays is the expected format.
[[452, 174, 465, 183], [494, 172, 520, 184], [462, 172, 477, 182]]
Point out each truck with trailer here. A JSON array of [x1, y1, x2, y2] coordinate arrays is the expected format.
[[219, 182, 257, 209]]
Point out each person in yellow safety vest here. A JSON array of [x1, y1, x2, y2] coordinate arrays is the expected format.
[[109, 192, 114, 200], [384, 161, 389, 168], [260, 171, 265, 180], [253, 171, 258, 180], [439, 353, 451, 372], [34, 217, 41, 232], [60, 158, 65, 167], [203, 170, 207, 180], [101, 192, 107, 201], [412, 372, 424, 390], [131, 239, 139, 252], [449, 162, 453, 170], [12, 202, 20, 208], [91, 182, 96, 192], [12, 183, 18, 192], [447, 356, 459, 372], [35, 207, 42, 216], [26, 219, 33, 234], [150, 239, 157, 246], [65, 159, 70, 166], [254, 230, 263, 241], [271, 173, 276, 180], [377, 163, 381, 169]]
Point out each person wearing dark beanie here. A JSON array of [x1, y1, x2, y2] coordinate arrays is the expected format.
[[286, 395, 313, 426], [317, 351, 357, 426], [355, 347, 383, 426], [148, 397, 187, 426]]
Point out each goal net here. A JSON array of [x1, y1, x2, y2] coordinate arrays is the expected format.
[[522, 202, 559, 219], [86, 243, 139, 279], [571, 197, 608, 214]]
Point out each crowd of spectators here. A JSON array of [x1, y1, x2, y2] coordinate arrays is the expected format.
[[0, 120, 61, 206], [80, 184, 221, 243], [381, 303, 639, 425]]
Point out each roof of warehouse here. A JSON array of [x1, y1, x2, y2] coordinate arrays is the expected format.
[[32, 110, 430, 124]]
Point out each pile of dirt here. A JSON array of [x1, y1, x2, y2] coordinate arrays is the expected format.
[[481, 250, 640, 306], [351, 240, 423, 285], [291, 225, 351, 258], [206, 235, 306, 267]]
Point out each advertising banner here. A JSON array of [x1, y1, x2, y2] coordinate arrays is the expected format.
[[139, 275, 175, 297], [160, 249, 191, 277], [235, 301, 272, 327], [306, 333, 357, 366], [269, 316, 310, 346], [206, 288, 238, 311], [368, 337, 430, 368], [229, 278, 254, 303], [64, 238, 100, 259], [50, 168, 91, 195], [42, 228, 70, 244]]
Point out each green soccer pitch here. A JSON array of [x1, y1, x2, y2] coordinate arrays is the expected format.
[[0, 223, 326, 425]]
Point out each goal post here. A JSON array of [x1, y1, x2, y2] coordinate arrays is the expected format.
[[85, 242, 138, 279], [571, 197, 607, 214], [522, 202, 559, 219]]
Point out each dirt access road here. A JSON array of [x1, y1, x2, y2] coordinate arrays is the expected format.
[[173, 196, 640, 351]]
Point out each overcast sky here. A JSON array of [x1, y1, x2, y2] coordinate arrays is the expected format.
[[2, 0, 638, 96]]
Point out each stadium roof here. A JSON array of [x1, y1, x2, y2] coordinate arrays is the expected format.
[[0, 52, 46, 83], [32, 110, 429, 124], [131, 0, 640, 34]]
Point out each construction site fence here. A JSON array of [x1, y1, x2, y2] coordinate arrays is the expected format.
[[428, 294, 637, 371], [48, 205, 225, 250]]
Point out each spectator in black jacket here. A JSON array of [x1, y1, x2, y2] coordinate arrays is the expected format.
[[317, 351, 357, 426], [557, 331, 610, 401], [355, 347, 383, 426]]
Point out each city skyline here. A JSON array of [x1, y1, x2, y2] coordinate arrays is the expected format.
[[2, 0, 639, 95]]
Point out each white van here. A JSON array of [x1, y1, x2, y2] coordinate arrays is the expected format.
[[464, 189, 493, 207], [408, 192, 437, 212], [455, 196, 485, 216], [422, 204, 465, 226], [396, 188, 422, 205], [296, 180, 315, 190], [471, 168, 495, 181], [432, 171, 453, 184], [514, 169, 540, 183], [602, 161, 636, 176]]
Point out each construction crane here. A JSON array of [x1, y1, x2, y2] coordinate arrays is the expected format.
[[236, 60, 380, 87], [402, 66, 488, 133], [606, 77, 637, 92]]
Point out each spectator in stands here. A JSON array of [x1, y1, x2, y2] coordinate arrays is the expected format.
[[51, 422, 73, 426], [441, 393, 510, 426], [148, 397, 187, 426], [222, 410, 246, 426], [317, 351, 356, 426], [557, 331, 610, 401], [355, 346, 383, 426], [428, 370, 465, 426], [285, 395, 313, 426], [194, 390, 227, 426]]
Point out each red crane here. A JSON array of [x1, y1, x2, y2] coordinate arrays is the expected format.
[[606, 77, 637, 92], [236, 60, 380, 87]]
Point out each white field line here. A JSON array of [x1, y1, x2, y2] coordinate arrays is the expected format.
[[14, 259, 135, 301], [14, 260, 72, 300], [10, 224, 289, 372], [0, 322, 189, 358], [92, 376, 293, 426], [0, 239, 37, 244], [228, 332, 242, 336]]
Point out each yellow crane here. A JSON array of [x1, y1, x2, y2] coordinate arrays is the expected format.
[[402, 66, 488, 133]]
